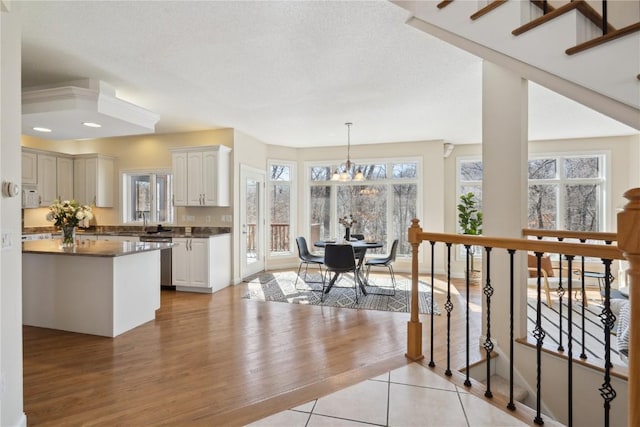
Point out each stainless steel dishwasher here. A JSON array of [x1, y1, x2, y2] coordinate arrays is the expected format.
[[139, 235, 173, 289]]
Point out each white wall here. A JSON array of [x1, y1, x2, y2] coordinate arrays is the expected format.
[[1, 1, 26, 425]]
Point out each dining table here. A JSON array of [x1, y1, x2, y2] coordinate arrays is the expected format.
[[314, 239, 383, 296]]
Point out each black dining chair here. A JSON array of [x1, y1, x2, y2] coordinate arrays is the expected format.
[[323, 244, 359, 303], [365, 239, 399, 295], [295, 236, 324, 290], [350, 233, 365, 240]]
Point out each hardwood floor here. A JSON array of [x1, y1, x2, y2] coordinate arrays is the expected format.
[[22, 272, 482, 426]]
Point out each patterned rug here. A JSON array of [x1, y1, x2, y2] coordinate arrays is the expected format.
[[243, 271, 439, 314]]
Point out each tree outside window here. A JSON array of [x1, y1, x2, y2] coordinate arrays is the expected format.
[[308, 160, 419, 256], [122, 172, 173, 224], [459, 154, 605, 232], [269, 163, 293, 255]]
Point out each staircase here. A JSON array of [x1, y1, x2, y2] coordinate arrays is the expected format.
[[391, 0, 640, 130]]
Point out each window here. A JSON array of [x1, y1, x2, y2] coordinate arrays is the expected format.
[[457, 154, 606, 232], [528, 155, 604, 231], [307, 159, 420, 256], [122, 171, 174, 224], [268, 162, 295, 255]]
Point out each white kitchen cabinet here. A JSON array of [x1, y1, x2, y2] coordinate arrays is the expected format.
[[22, 150, 38, 185], [74, 155, 114, 207], [171, 151, 188, 206], [173, 234, 230, 293], [56, 156, 74, 201], [170, 145, 231, 207], [37, 153, 57, 206]]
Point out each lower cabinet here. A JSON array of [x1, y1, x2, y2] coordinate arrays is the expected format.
[[172, 234, 230, 293]]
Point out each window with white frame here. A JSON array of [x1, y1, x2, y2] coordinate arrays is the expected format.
[[268, 161, 295, 255], [308, 159, 419, 256], [122, 171, 174, 224], [457, 154, 606, 231]]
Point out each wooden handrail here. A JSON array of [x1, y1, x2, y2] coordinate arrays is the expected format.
[[513, 1, 615, 36], [470, 0, 507, 21], [566, 21, 640, 55], [411, 230, 623, 260], [617, 188, 640, 427], [437, 0, 453, 10], [522, 228, 618, 243]]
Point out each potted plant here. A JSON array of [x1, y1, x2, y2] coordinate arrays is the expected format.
[[457, 192, 482, 280]]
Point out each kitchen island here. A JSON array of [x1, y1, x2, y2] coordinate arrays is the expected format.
[[22, 239, 174, 337]]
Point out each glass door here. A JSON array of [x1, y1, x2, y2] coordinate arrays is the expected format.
[[240, 165, 265, 278]]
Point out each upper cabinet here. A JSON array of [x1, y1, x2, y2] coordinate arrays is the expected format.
[[56, 156, 74, 202], [22, 148, 116, 207], [74, 154, 115, 207], [170, 145, 231, 207], [22, 150, 38, 185], [23, 148, 74, 206], [37, 152, 57, 206]]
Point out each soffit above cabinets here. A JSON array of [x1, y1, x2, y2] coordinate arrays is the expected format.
[[22, 79, 160, 141]]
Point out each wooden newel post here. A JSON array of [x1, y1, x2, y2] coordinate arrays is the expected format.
[[406, 218, 424, 361], [618, 188, 640, 427]]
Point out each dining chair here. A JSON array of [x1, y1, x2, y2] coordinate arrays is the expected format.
[[527, 253, 584, 307], [351, 234, 365, 240], [365, 239, 398, 295], [323, 244, 359, 303], [295, 236, 324, 290]]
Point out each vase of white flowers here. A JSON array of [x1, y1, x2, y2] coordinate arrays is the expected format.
[[46, 199, 94, 246], [338, 215, 357, 240]]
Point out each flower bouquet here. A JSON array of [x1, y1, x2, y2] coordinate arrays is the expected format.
[[338, 215, 357, 240], [46, 199, 93, 246]]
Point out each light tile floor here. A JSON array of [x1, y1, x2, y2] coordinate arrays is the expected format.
[[246, 363, 531, 427]]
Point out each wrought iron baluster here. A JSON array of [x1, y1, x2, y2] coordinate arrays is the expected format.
[[464, 244, 472, 388], [483, 247, 494, 398], [557, 239, 565, 352], [566, 255, 575, 427], [602, 0, 608, 35], [445, 243, 453, 377], [533, 252, 546, 425], [507, 249, 516, 411], [579, 241, 587, 360], [599, 258, 616, 427], [429, 241, 436, 368]]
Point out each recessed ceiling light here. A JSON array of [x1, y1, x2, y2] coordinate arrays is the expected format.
[[33, 127, 52, 133], [82, 122, 102, 128]]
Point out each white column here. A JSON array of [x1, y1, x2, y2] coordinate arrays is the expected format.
[[481, 61, 529, 348]]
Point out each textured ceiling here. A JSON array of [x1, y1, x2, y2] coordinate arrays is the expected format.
[[19, 0, 637, 147]]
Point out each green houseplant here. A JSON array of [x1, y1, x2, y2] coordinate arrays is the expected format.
[[457, 192, 482, 277]]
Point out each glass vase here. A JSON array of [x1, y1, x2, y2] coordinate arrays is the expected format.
[[344, 227, 351, 241], [61, 224, 76, 247]]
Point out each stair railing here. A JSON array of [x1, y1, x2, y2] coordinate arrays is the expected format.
[[407, 187, 639, 426]]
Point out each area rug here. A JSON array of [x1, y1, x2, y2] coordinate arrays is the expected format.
[[243, 271, 439, 314]]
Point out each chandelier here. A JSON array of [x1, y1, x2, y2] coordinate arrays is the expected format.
[[331, 122, 364, 181]]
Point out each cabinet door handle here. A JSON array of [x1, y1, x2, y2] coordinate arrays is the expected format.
[[172, 194, 175, 206]]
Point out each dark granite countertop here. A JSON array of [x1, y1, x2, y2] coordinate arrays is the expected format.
[[23, 226, 231, 238], [22, 240, 175, 257]]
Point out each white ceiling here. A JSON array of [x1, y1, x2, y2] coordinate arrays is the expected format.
[[19, 0, 637, 147]]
